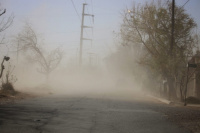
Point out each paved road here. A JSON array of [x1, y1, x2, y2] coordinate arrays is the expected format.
[[0, 95, 191, 133]]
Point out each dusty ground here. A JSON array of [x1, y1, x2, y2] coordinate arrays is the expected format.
[[0, 91, 200, 133], [158, 105, 200, 133], [147, 95, 200, 133], [0, 95, 191, 133], [0, 91, 36, 105]]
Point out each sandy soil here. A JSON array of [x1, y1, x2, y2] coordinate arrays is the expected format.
[[0, 91, 36, 105]]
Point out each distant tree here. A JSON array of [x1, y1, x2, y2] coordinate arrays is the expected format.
[[0, 6, 14, 44], [16, 24, 63, 80]]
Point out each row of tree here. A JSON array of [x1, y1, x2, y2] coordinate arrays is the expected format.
[[106, 0, 199, 100]]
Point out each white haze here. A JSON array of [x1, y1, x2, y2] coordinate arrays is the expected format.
[[10, 53, 146, 101], [0, 0, 165, 101]]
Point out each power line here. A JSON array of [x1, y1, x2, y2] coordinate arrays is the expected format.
[[70, 0, 90, 37], [70, 0, 81, 22], [91, 0, 94, 14], [176, 0, 190, 15], [180, 0, 190, 9]]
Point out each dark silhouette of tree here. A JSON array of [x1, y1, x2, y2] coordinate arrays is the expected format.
[[16, 24, 63, 80], [110, 0, 198, 99], [0, 6, 14, 44]]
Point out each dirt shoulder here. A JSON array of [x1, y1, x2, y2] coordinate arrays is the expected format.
[[153, 102, 200, 133], [166, 106, 200, 133], [148, 95, 200, 132], [0, 91, 37, 105]]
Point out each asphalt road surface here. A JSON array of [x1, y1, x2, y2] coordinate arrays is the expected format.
[[0, 94, 191, 133]]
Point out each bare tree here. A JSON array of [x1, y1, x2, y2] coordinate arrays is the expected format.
[[0, 6, 14, 44], [108, 0, 197, 100], [16, 24, 63, 80], [0, 9, 6, 16], [36, 48, 63, 80]]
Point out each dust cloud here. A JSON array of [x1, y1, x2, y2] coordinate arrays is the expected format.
[[12, 52, 148, 101], [0, 0, 157, 101]]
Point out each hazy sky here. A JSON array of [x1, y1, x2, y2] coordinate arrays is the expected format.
[[1, 0, 200, 63]]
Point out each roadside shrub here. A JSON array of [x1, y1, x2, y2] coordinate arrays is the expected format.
[[1, 82, 16, 95], [0, 63, 17, 95], [186, 97, 200, 104]]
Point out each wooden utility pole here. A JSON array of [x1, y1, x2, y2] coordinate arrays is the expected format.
[[170, 0, 175, 56], [168, 0, 175, 100], [79, 3, 94, 67]]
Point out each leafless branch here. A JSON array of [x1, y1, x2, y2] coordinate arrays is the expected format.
[[16, 24, 63, 78], [0, 9, 6, 16]]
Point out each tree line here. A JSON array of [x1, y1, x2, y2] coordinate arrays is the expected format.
[[106, 0, 199, 101]]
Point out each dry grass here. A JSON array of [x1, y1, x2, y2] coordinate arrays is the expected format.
[[0, 89, 36, 105]]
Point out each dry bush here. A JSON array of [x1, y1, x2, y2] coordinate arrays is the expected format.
[[1, 82, 16, 95], [0, 63, 17, 95]]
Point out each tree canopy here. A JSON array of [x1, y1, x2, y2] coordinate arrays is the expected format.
[[107, 0, 198, 99]]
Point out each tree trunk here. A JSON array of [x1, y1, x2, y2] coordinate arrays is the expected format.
[[179, 77, 184, 101], [6, 73, 8, 84], [167, 77, 177, 100], [163, 83, 167, 98]]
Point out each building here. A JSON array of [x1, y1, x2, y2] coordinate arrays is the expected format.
[[187, 51, 200, 98]]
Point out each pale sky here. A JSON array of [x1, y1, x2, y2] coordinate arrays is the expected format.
[[1, 0, 200, 63]]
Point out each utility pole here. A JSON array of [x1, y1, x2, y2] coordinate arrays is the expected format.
[[79, 3, 94, 67], [168, 0, 175, 100], [170, 0, 175, 56]]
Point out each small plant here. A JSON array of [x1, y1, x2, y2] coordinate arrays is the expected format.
[[1, 63, 17, 95], [1, 82, 16, 95]]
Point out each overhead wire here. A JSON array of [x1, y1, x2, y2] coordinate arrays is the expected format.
[[70, 0, 81, 22], [91, 0, 94, 15], [180, 0, 190, 9], [70, 0, 90, 38], [176, 0, 190, 16]]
